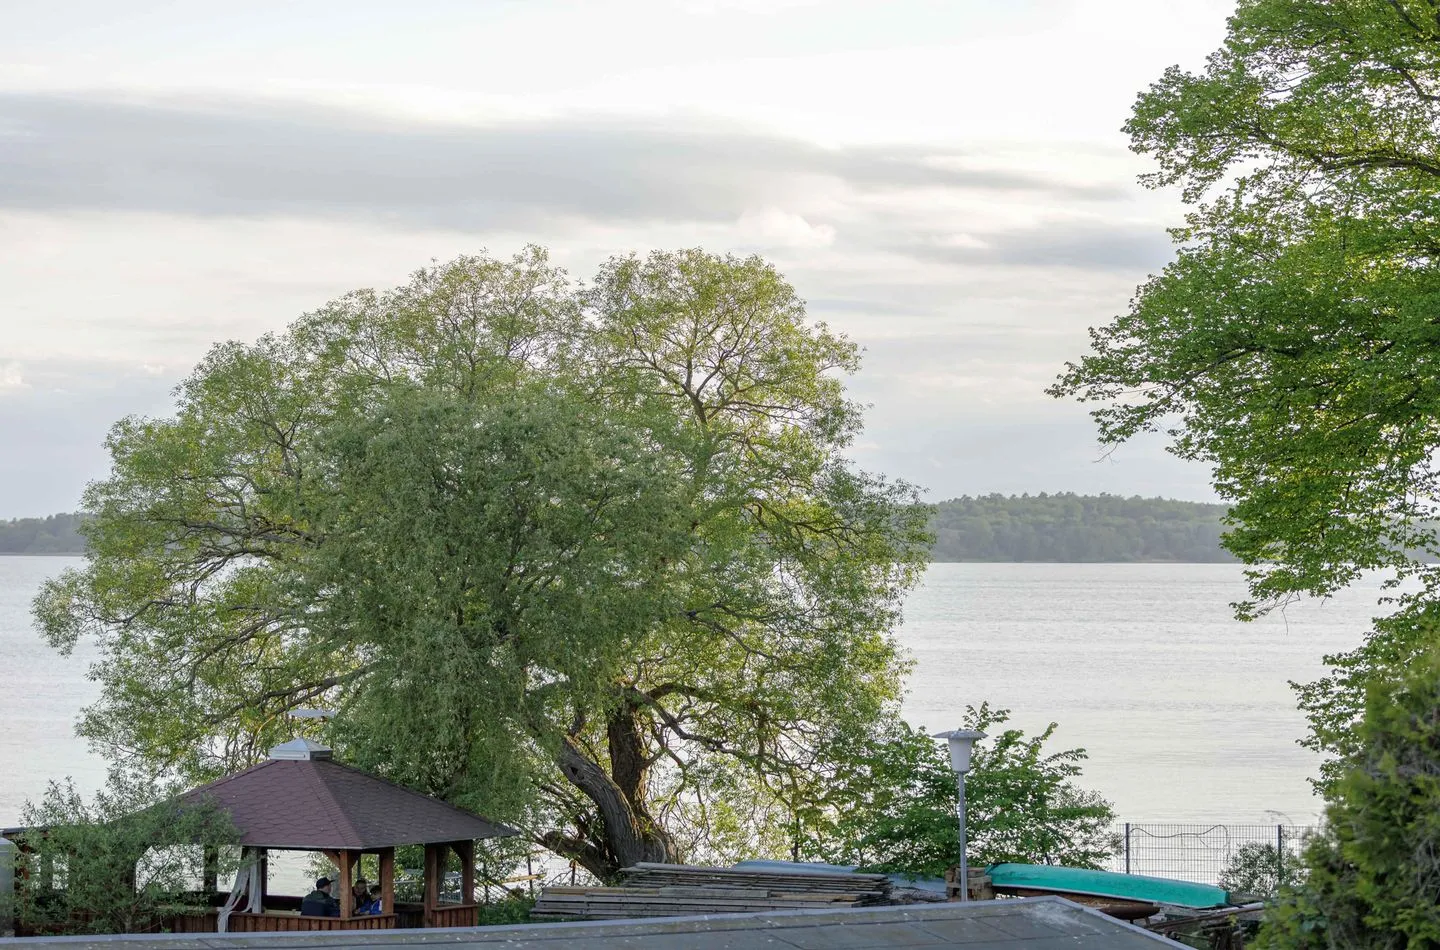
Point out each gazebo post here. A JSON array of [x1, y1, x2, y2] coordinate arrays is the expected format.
[[423, 842, 442, 926], [456, 840, 475, 906], [202, 845, 219, 895], [257, 849, 268, 909], [337, 850, 355, 919], [378, 847, 395, 915]]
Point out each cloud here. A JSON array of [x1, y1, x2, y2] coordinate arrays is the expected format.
[[0, 361, 27, 391], [0, 92, 1124, 232], [894, 219, 1175, 273], [0, 91, 1204, 514]]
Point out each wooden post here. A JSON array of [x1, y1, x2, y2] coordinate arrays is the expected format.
[[202, 846, 218, 895], [337, 850, 354, 919], [423, 843, 441, 925], [257, 849, 268, 908], [378, 848, 395, 916], [456, 840, 475, 907]]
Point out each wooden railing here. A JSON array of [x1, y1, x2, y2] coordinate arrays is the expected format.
[[425, 904, 479, 928], [162, 910, 400, 933], [227, 912, 399, 932]]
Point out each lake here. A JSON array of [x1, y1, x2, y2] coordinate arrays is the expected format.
[[0, 557, 1389, 828]]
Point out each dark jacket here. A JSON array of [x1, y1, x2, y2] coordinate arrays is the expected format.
[[300, 889, 340, 917]]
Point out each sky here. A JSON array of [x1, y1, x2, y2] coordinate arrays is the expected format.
[[0, 0, 1237, 518]]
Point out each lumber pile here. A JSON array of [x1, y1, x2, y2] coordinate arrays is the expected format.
[[531, 862, 893, 920]]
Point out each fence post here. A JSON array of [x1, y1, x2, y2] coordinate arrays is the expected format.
[[1276, 825, 1285, 885], [1124, 823, 1131, 875], [0, 836, 14, 938]]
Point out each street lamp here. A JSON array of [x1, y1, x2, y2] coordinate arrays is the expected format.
[[932, 728, 986, 901]]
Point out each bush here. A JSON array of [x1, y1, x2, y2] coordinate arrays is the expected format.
[[803, 704, 1116, 877], [1219, 842, 1304, 901], [15, 777, 239, 936], [1258, 650, 1440, 948]]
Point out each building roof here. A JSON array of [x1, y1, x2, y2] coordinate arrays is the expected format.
[[0, 897, 1177, 948], [178, 755, 516, 851]]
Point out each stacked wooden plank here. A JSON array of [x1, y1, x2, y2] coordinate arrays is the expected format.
[[531, 862, 892, 921]]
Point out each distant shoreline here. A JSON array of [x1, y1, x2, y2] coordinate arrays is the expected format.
[[0, 552, 1244, 564], [3, 495, 1238, 561]]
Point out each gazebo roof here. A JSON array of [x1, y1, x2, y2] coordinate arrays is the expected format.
[[179, 742, 517, 850]]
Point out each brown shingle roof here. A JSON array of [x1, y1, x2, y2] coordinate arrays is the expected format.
[[179, 757, 516, 850]]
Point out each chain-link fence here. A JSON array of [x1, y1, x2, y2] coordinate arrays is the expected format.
[[1105, 822, 1316, 886]]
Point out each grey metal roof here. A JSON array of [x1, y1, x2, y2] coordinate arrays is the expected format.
[[0, 897, 1175, 948]]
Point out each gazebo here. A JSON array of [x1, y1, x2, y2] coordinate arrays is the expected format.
[[171, 738, 516, 933]]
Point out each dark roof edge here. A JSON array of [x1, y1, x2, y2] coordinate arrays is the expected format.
[[0, 896, 1174, 946]]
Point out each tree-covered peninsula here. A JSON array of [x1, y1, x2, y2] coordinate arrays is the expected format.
[[929, 493, 1233, 562]]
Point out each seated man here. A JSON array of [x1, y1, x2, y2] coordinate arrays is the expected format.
[[300, 876, 340, 917]]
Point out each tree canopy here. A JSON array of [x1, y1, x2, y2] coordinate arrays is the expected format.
[[799, 704, 1116, 878], [1050, 0, 1440, 774], [33, 247, 932, 880]]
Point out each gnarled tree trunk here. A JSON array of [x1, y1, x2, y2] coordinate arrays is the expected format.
[[553, 701, 675, 880]]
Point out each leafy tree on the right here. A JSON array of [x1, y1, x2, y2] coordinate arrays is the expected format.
[[1051, 0, 1440, 788], [1255, 650, 1440, 948]]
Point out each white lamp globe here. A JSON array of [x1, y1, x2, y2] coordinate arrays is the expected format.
[[932, 728, 986, 774]]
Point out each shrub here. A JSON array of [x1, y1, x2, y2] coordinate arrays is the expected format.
[[15, 777, 238, 936], [1258, 650, 1440, 948]]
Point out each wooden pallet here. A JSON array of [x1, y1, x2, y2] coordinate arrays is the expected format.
[[532, 863, 893, 921], [622, 863, 891, 897]]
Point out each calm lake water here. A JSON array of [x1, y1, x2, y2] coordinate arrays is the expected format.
[[0, 557, 1390, 829]]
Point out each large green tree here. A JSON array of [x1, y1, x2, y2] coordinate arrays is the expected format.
[[34, 247, 931, 879], [1050, 0, 1440, 780]]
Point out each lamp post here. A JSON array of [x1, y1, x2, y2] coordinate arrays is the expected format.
[[933, 728, 985, 901]]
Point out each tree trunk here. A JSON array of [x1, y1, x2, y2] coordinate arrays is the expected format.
[[555, 704, 674, 879]]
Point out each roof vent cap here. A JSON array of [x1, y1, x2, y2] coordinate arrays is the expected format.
[[268, 737, 333, 761]]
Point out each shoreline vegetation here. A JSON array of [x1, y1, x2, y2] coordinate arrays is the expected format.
[[1, 495, 1237, 562]]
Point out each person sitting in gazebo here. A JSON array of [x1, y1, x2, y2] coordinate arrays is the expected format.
[[360, 884, 384, 915], [300, 877, 340, 917]]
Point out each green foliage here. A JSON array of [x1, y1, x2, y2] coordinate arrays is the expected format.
[[1051, 0, 1440, 769], [473, 896, 534, 926], [0, 514, 86, 554], [801, 704, 1116, 878], [930, 493, 1233, 562], [15, 778, 239, 936], [1219, 842, 1305, 902], [1257, 651, 1440, 949], [33, 246, 932, 881]]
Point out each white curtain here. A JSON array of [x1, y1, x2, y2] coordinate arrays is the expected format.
[[216, 847, 264, 933]]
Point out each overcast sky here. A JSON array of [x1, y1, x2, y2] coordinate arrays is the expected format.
[[0, 0, 1235, 518]]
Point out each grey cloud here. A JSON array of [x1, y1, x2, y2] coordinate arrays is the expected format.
[[0, 93, 1121, 230], [895, 219, 1175, 273]]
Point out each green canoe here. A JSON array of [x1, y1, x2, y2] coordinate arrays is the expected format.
[[987, 863, 1232, 909]]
